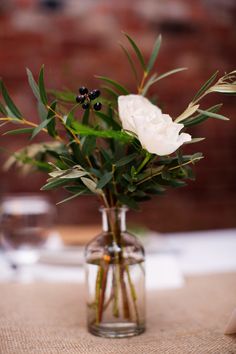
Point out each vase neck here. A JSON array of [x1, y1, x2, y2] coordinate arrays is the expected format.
[[100, 207, 127, 233]]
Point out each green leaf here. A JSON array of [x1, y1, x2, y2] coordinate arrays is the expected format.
[[101, 86, 119, 99], [37, 101, 48, 121], [161, 169, 171, 181], [209, 84, 236, 94], [175, 104, 199, 123], [100, 147, 112, 164], [117, 194, 139, 210], [3, 128, 34, 136], [123, 32, 146, 71], [60, 170, 88, 179], [142, 68, 187, 96], [38, 65, 48, 105], [31, 117, 53, 139], [95, 111, 121, 130], [119, 43, 138, 81], [48, 165, 88, 179], [137, 153, 203, 185], [0, 101, 8, 116], [147, 34, 162, 73], [49, 89, 76, 103], [59, 155, 76, 167], [184, 137, 205, 144], [192, 71, 218, 102], [70, 141, 87, 167], [81, 136, 96, 156], [97, 172, 113, 189], [190, 152, 204, 162], [197, 109, 229, 121], [154, 67, 187, 82], [66, 107, 77, 128], [26, 68, 41, 101], [115, 153, 137, 167], [81, 177, 102, 195], [184, 165, 195, 180], [40, 178, 69, 191], [71, 121, 133, 142], [65, 185, 91, 194], [183, 104, 222, 127], [56, 191, 84, 205], [46, 100, 57, 137], [0, 80, 23, 119], [26, 68, 48, 121], [95, 76, 129, 95]]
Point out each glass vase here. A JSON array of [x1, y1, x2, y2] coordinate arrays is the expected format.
[[85, 207, 145, 338]]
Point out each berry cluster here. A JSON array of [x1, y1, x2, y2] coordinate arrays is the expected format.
[[76, 87, 102, 111]]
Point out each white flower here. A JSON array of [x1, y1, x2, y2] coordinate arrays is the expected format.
[[118, 94, 191, 156]]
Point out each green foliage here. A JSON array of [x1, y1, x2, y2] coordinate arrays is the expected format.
[[147, 35, 162, 73], [46, 100, 58, 137], [183, 104, 222, 127], [142, 68, 187, 96], [71, 121, 133, 142], [95, 76, 129, 95], [123, 32, 146, 71], [38, 65, 48, 105], [3, 128, 34, 136], [0, 80, 22, 119], [31, 117, 54, 139], [0, 33, 234, 209], [192, 71, 219, 103]]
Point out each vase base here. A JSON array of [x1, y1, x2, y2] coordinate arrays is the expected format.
[[88, 322, 145, 338]]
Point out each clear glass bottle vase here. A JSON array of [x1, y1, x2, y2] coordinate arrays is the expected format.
[[85, 207, 145, 338]]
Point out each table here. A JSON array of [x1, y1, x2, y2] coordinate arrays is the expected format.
[[0, 273, 236, 354]]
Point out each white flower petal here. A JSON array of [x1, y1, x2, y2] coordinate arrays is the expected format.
[[118, 94, 192, 156]]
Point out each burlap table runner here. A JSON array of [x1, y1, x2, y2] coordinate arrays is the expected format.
[[0, 273, 236, 354]]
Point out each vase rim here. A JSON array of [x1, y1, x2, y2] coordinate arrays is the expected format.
[[99, 205, 128, 212]]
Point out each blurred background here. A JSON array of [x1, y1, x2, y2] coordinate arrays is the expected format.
[[0, 0, 235, 232]]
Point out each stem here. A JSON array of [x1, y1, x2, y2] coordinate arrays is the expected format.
[[112, 264, 120, 317], [112, 164, 118, 195], [120, 264, 130, 319], [190, 92, 208, 106], [95, 266, 103, 324], [138, 71, 148, 94], [125, 265, 140, 325], [135, 152, 152, 175], [0, 117, 64, 142], [46, 105, 94, 169], [93, 209, 140, 326], [46, 106, 81, 145], [136, 156, 203, 185], [97, 262, 109, 323], [106, 212, 131, 322]]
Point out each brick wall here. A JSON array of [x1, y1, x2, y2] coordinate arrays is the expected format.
[[0, 0, 235, 231]]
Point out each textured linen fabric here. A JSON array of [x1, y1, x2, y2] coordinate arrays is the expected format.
[[0, 274, 236, 354]]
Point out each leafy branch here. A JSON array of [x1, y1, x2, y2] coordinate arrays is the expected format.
[[0, 33, 234, 209]]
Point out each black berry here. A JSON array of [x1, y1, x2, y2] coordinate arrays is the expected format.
[[79, 86, 88, 95], [82, 102, 90, 110], [89, 89, 101, 100], [94, 102, 102, 111], [76, 95, 85, 104], [93, 89, 101, 98], [88, 91, 97, 100]]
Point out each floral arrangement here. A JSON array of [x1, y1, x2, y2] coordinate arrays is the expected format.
[[0, 33, 235, 336], [1, 35, 235, 210], [1, 34, 235, 209]]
